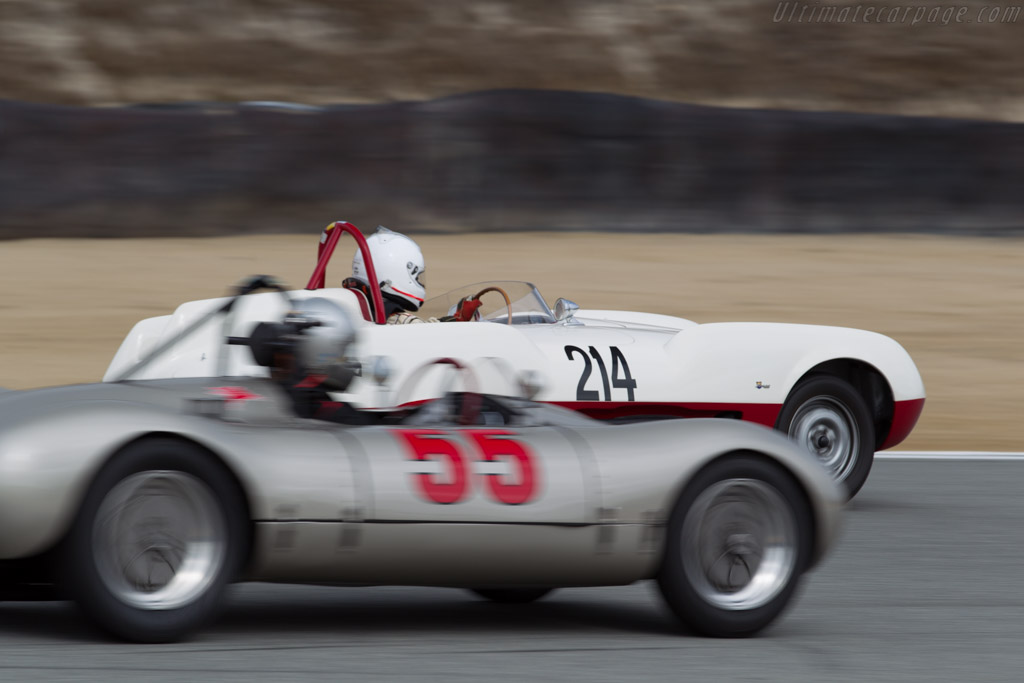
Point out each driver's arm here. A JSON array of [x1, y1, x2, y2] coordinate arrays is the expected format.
[[387, 311, 441, 324]]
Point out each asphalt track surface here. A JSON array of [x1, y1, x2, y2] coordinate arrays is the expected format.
[[2, 454, 1023, 682]]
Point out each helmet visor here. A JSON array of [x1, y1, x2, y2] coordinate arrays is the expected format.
[[406, 261, 426, 290]]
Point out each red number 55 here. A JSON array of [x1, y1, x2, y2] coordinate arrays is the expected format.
[[395, 429, 538, 505]]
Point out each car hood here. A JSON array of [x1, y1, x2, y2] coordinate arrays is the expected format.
[[0, 377, 292, 429]]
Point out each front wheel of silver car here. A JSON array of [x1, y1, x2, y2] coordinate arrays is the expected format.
[[656, 454, 812, 637], [61, 438, 247, 642]]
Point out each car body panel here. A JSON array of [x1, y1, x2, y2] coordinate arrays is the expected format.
[[357, 426, 593, 524], [103, 283, 925, 451], [249, 522, 654, 586], [0, 377, 841, 587]]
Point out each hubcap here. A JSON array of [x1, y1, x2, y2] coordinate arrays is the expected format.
[[93, 471, 226, 610], [680, 478, 797, 610], [789, 396, 859, 481]]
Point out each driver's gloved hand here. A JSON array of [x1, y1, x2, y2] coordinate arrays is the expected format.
[[454, 297, 483, 322]]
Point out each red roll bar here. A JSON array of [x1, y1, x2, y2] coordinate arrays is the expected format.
[[305, 221, 386, 324]]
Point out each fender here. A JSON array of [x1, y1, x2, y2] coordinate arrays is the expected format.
[[662, 322, 925, 406], [584, 418, 842, 569], [0, 387, 355, 559]]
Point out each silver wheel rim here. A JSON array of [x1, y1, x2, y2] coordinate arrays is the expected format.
[[681, 478, 797, 611], [789, 396, 858, 481], [93, 471, 226, 610]]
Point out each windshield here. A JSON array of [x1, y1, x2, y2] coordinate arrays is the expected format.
[[420, 281, 555, 325]]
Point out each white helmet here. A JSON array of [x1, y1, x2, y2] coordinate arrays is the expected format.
[[289, 297, 356, 375], [351, 226, 425, 311]]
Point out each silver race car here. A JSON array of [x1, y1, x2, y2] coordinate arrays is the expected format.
[[0, 277, 842, 642]]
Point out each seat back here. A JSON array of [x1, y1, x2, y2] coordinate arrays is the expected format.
[[343, 282, 374, 322]]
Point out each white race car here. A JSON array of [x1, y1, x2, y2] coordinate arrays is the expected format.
[[105, 222, 925, 499]]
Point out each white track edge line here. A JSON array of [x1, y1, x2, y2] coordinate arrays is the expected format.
[[877, 451, 1024, 461]]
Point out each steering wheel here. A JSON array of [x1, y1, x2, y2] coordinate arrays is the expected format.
[[463, 286, 513, 325]]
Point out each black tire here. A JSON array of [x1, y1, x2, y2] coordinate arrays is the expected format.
[[775, 376, 875, 500], [61, 438, 247, 643], [470, 588, 554, 604], [656, 454, 812, 638]]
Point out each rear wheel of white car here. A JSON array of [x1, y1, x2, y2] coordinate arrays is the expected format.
[[776, 376, 875, 500], [470, 588, 554, 604], [656, 454, 811, 638], [62, 438, 247, 643]]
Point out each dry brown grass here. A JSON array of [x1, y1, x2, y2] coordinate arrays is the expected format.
[[0, 1, 1022, 120], [2, 232, 1022, 451]]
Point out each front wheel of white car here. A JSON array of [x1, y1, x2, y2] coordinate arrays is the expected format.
[[62, 438, 247, 642], [776, 376, 875, 500], [656, 454, 812, 637]]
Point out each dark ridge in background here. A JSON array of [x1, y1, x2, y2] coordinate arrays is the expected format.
[[3, 0, 1022, 123], [2, 90, 1022, 239]]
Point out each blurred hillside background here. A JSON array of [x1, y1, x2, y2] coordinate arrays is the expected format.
[[3, 0, 1023, 119], [1, 1, 1023, 447], [0, 0, 1023, 237]]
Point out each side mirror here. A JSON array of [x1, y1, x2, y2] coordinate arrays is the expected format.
[[553, 298, 579, 322]]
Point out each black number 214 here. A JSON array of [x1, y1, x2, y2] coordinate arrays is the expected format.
[[564, 345, 637, 401]]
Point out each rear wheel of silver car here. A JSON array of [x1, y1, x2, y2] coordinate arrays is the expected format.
[[656, 454, 811, 637], [62, 438, 247, 643], [776, 376, 875, 500], [470, 588, 554, 604]]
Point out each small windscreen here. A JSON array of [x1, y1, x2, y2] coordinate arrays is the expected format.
[[419, 282, 555, 325]]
